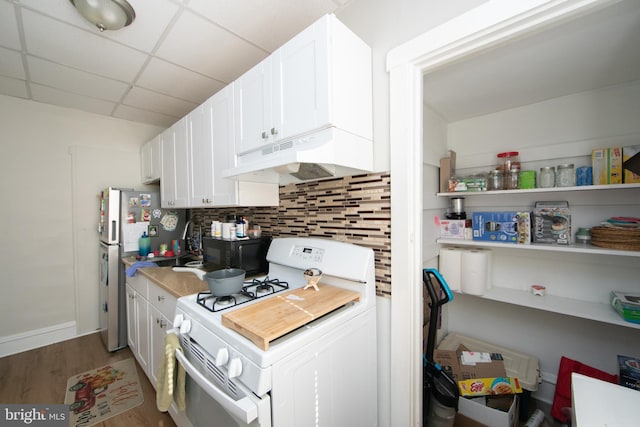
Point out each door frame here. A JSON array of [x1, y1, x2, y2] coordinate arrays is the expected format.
[[386, 0, 616, 424]]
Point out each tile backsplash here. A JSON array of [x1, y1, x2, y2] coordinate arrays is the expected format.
[[191, 172, 391, 297]]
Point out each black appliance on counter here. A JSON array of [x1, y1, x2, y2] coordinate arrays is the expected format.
[[202, 236, 270, 276]]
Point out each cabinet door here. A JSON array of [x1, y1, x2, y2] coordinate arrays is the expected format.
[[142, 136, 162, 184], [233, 59, 272, 155], [273, 17, 329, 141], [135, 292, 150, 375], [211, 86, 239, 206], [161, 118, 189, 208], [149, 305, 170, 390], [188, 100, 215, 207], [126, 285, 136, 353]]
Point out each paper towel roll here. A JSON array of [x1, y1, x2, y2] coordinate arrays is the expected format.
[[439, 247, 463, 291], [460, 249, 491, 295]]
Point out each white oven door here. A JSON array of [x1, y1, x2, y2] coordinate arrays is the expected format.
[[175, 345, 271, 427]]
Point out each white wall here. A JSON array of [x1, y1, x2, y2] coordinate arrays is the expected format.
[[336, 0, 488, 174], [0, 95, 163, 356]]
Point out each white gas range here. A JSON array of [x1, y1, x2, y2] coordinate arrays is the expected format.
[[172, 237, 378, 427]]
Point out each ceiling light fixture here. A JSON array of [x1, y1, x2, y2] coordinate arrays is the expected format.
[[69, 0, 136, 32]]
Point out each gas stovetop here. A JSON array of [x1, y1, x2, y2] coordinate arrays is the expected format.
[[196, 276, 290, 312]]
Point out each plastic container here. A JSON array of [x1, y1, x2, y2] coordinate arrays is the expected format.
[[575, 228, 592, 246], [497, 151, 520, 172], [519, 170, 536, 189]]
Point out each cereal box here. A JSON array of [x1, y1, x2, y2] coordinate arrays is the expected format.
[[458, 377, 523, 397]]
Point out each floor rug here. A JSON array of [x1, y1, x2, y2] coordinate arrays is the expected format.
[[64, 358, 144, 427]]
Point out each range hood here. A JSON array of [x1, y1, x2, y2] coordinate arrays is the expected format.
[[222, 127, 374, 185]]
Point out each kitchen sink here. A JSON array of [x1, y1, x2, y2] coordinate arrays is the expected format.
[[152, 254, 203, 268]]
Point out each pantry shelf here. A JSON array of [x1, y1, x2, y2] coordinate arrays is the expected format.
[[437, 183, 640, 197], [456, 287, 640, 330], [437, 238, 640, 258]]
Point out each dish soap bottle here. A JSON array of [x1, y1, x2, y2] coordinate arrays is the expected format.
[[139, 232, 151, 257]]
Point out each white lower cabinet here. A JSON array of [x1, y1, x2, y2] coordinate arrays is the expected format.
[[126, 275, 178, 386], [125, 280, 149, 375]]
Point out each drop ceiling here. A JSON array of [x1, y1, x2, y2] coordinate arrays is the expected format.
[[422, 0, 640, 123], [0, 0, 352, 128]]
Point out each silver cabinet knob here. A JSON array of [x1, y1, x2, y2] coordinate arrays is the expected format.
[[271, 127, 278, 135]]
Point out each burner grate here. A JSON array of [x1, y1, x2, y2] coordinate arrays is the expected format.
[[196, 277, 289, 313]]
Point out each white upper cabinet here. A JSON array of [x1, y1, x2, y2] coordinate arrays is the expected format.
[[232, 13, 372, 160], [141, 136, 161, 184], [160, 117, 189, 208], [157, 86, 279, 208], [188, 97, 215, 208]]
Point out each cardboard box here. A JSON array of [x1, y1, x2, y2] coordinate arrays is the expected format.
[[458, 393, 518, 427], [440, 219, 472, 239], [618, 355, 640, 391], [592, 148, 608, 185], [434, 348, 518, 427], [610, 147, 623, 184], [434, 349, 507, 384], [532, 201, 571, 244], [472, 211, 531, 244], [623, 145, 640, 184], [592, 147, 624, 184], [440, 151, 457, 192]]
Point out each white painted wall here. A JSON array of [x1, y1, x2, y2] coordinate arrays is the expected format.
[[336, 0, 488, 174], [0, 95, 163, 356]]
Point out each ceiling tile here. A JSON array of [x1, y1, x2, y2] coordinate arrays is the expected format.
[[156, 9, 268, 83], [0, 1, 21, 50], [136, 57, 225, 104], [113, 104, 177, 128], [22, 9, 148, 82], [187, 0, 337, 51], [0, 46, 26, 80], [20, 0, 181, 52], [0, 76, 28, 99], [122, 86, 197, 117], [31, 84, 117, 116], [27, 56, 130, 102]]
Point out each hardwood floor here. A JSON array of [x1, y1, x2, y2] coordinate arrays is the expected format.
[[0, 332, 176, 427]]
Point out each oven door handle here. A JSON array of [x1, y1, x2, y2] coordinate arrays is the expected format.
[[175, 349, 259, 424]]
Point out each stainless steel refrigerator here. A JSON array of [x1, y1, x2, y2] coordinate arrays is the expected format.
[[98, 187, 185, 351]]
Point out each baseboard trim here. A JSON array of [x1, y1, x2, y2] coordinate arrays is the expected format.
[[0, 322, 80, 357]]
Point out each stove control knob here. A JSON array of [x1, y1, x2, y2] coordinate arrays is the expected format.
[[215, 348, 229, 367], [173, 314, 184, 329], [228, 357, 243, 379], [179, 319, 192, 335]]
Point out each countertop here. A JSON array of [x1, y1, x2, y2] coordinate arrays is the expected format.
[[122, 257, 208, 298]]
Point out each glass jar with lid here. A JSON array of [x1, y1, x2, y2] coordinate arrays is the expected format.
[[487, 169, 505, 191], [539, 166, 556, 188], [556, 164, 575, 187], [506, 166, 520, 190]]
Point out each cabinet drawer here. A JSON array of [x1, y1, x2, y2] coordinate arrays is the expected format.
[[149, 284, 177, 320], [126, 274, 148, 299]]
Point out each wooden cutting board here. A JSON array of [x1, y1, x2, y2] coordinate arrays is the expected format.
[[221, 284, 360, 350]]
